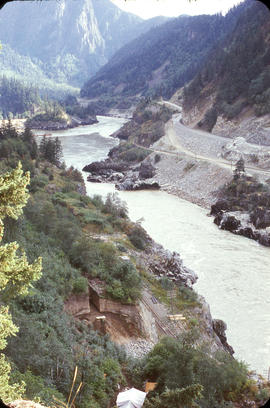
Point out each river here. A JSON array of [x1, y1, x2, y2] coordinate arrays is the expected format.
[[34, 116, 270, 375]]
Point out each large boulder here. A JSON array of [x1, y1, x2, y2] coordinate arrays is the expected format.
[[250, 207, 270, 229], [210, 199, 229, 216], [258, 232, 270, 246], [219, 214, 241, 231], [116, 178, 160, 191], [83, 160, 129, 175]]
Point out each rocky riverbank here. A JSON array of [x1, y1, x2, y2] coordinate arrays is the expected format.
[[83, 156, 160, 191], [211, 205, 270, 246]]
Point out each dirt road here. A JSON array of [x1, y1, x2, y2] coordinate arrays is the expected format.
[[157, 101, 270, 179]]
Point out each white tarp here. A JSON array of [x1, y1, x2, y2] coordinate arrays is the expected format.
[[116, 387, 147, 408]]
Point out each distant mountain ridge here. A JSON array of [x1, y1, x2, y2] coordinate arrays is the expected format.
[[80, 1, 249, 100], [0, 0, 168, 89]]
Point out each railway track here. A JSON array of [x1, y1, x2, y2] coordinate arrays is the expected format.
[[140, 295, 177, 338]]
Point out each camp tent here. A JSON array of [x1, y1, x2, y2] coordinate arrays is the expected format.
[[116, 387, 147, 408]]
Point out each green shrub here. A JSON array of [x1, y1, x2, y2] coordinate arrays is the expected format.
[[103, 193, 128, 219], [69, 238, 141, 303], [178, 285, 198, 304], [128, 224, 149, 250], [91, 194, 105, 210], [106, 261, 142, 303], [52, 192, 67, 206], [118, 147, 150, 162], [62, 181, 76, 193], [10, 369, 64, 405], [160, 277, 173, 290], [140, 336, 249, 408], [29, 174, 49, 193], [256, 388, 269, 401], [72, 277, 88, 294]]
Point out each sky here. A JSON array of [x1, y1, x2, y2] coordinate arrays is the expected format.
[[110, 0, 245, 19]]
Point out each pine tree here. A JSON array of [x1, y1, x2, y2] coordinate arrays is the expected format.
[[39, 136, 63, 166], [54, 137, 63, 166], [0, 162, 42, 402]]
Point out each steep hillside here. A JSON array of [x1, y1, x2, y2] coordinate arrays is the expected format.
[[80, 1, 248, 100], [0, 0, 167, 88], [182, 1, 270, 143]]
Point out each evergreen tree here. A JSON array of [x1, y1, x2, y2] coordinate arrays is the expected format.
[[144, 384, 203, 408], [39, 136, 63, 166], [0, 163, 42, 402], [0, 76, 41, 118]]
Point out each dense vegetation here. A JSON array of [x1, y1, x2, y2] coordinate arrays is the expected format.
[[183, 1, 270, 130], [0, 123, 143, 406], [25, 101, 72, 128], [0, 44, 79, 98], [133, 335, 256, 408], [81, 2, 247, 100], [0, 162, 42, 402], [0, 76, 74, 122], [0, 76, 41, 118]]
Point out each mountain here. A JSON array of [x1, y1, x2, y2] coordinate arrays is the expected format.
[[80, 1, 248, 100], [182, 1, 270, 142], [0, 0, 167, 88]]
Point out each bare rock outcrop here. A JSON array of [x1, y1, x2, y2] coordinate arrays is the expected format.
[[212, 210, 270, 247], [145, 244, 198, 287], [83, 159, 160, 191], [212, 319, 234, 355]]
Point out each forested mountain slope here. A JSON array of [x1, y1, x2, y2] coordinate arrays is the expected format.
[[0, 0, 167, 88], [182, 1, 270, 142], [0, 43, 80, 96], [80, 1, 248, 100]]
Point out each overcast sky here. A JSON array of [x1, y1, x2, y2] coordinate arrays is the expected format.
[[110, 0, 245, 19]]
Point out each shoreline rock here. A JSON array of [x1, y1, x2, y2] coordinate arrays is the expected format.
[[83, 159, 160, 192], [211, 204, 270, 247], [213, 319, 234, 355]]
